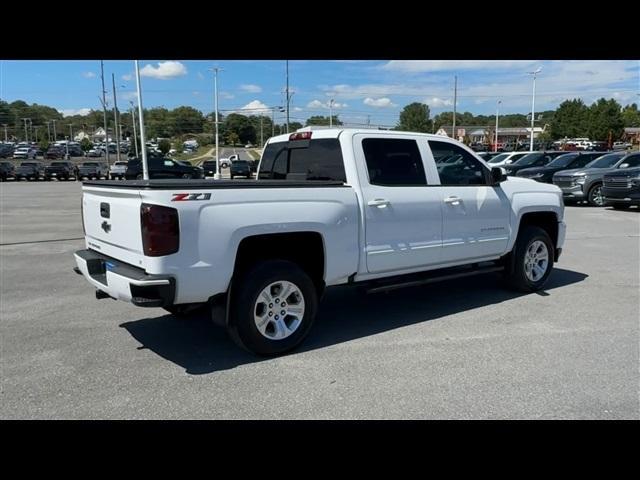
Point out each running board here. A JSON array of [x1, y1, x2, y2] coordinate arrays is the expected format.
[[366, 265, 504, 294]]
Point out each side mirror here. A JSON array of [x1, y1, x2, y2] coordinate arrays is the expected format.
[[491, 167, 506, 185], [619, 163, 629, 169]]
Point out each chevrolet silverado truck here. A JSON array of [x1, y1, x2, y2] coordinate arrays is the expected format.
[[78, 161, 109, 180], [602, 167, 640, 209], [45, 161, 77, 181], [73, 129, 566, 355]]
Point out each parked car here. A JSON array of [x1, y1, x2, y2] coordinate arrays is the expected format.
[[74, 129, 566, 355], [108, 161, 129, 180], [552, 152, 640, 206], [612, 141, 632, 151], [0, 160, 16, 181], [77, 161, 109, 180], [15, 161, 46, 180], [602, 167, 640, 209], [0, 144, 15, 158], [87, 148, 104, 157], [486, 151, 531, 168], [230, 160, 252, 178], [46, 146, 67, 160], [502, 151, 566, 176], [124, 157, 204, 180], [219, 157, 231, 168], [13, 147, 37, 160], [588, 141, 608, 151], [476, 152, 503, 162], [45, 161, 77, 181], [67, 145, 85, 157], [202, 160, 218, 177], [516, 152, 603, 183]]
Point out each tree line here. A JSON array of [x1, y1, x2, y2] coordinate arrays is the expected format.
[[2, 97, 639, 148]]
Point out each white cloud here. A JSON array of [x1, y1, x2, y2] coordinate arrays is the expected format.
[[363, 97, 396, 108], [140, 61, 187, 80], [122, 74, 132, 81], [60, 108, 92, 117], [306, 99, 348, 109], [121, 91, 139, 101], [240, 84, 262, 93], [293, 107, 303, 112], [425, 97, 453, 108], [82, 72, 96, 78], [381, 60, 539, 73], [238, 100, 271, 115], [220, 91, 235, 100]]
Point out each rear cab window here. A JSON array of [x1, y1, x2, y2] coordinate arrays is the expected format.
[[258, 138, 346, 181]]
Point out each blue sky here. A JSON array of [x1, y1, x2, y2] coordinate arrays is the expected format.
[[1, 60, 638, 127]]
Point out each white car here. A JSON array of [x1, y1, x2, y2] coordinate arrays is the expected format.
[[74, 128, 566, 355], [486, 151, 531, 168], [108, 161, 129, 180]]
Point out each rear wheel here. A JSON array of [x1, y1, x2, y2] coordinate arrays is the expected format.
[[504, 226, 554, 292], [587, 183, 604, 206], [227, 260, 318, 356]]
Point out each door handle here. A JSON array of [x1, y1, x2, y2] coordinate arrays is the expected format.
[[444, 196, 461, 205], [367, 198, 390, 208]]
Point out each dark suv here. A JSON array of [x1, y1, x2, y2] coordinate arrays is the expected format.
[[45, 161, 78, 181], [230, 160, 252, 179], [602, 167, 640, 209], [124, 157, 204, 180], [202, 160, 218, 177], [46, 146, 67, 160], [15, 161, 46, 181], [516, 152, 604, 183], [502, 151, 566, 176], [1, 160, 16, 181]]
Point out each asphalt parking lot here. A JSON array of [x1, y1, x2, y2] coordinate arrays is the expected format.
[[1, 181, 638, 419]]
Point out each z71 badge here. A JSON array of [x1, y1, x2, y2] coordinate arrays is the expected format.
[[171, 193, 212, 201]]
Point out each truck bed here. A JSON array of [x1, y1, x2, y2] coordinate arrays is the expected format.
[[82, 179, 348, 189]]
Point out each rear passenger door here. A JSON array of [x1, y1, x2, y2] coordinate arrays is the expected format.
[[353, 134, 443, 274], [426, 140, 511, 264]]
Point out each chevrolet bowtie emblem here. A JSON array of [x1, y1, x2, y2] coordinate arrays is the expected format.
[[101, 221, 111, 233]]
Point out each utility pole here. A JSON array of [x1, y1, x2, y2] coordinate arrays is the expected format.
[[52, 119, 57, 142], [22, 118, 29, 142], [285, 60, 290, 133], [100, 60, 110, 166], [329, 98, 335, 128], [68, 124, 74, 143], [112, 73, 121, 162], [528, 67, 542, 152], [34, 125, 38, 143], [29, 119, 33, 143], [210, 67, 222, 180], [130, 101, 139, 158], [452, 75, 457, 141], [495, 100, 501, 152], [271, 107, 275, 138], [2, 124, 7, 143], [46, 121, 51, 141], [260, 115, 264, 146], [134, 60, 148, 180]]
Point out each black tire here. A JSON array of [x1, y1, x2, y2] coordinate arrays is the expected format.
[[587, 183, 604, 207], [611, 204, 630, 210], [182, 173, 192, 179], [504, 226, 554, 292], [227, 260, 319, 356]]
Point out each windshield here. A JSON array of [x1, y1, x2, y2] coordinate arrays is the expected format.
[[512, 153, 542, 166], [115, 162, 128, 166], [82, 162, 99, 166], [488, 153, 511, 164], [50, 162, 66, 166], [547, 154, 579, 168], [234, 161, 250, 166], [21, 162, 37, 166], [585, 153, 624, 169]]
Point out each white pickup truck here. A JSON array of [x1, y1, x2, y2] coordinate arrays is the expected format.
[[74, 128, 566, 355]]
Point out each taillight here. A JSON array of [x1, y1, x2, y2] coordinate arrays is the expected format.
[[289, 131, 312, 141], [140, 203, 179, 256]]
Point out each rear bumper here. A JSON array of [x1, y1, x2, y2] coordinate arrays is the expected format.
[[74, 249, 175, 307]]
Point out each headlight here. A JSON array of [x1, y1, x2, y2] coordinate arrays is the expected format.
[[575, 175, 587, 184]]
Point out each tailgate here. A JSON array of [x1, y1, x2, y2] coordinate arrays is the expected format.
[[82, 185, 146, 268]]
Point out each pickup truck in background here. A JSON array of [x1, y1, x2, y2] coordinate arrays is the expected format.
[[109, 161, 129, 180], [15, 161, 46, 180], [74, 128, 566, 356], [78, 161, 109, 180], [45, 161, 78, 181]]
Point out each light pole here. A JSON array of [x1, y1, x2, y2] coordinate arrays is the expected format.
[[134, 60, 148, 180], [211, 67, 222, 180], [130, 101, 139, 158], [112, 74, 121, 162], [22, 118, 29, 142], [495, 100, 501, 152], [528, 67, 542, 152], [285, 60, 290, 133], [100, 60, 110, 166], [46, 121, 51, 142], [329, 98, 335, 127], [68, 124, 74, 143], [52, 119, 57, 142], [2, 124, 7, 143]]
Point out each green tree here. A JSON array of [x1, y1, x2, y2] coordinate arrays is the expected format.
[[226, 131, 240, 146], [158, 139, 171, 155], [621, 103, 640, 127], [170, 106, 204, 135], [549, 99, 589, 139], [80, 137, 92, 152], [305, 116, 342, 126], [224, 113, 256, 144], [587, 98, 624, 141], [397, 102, 431, 132]]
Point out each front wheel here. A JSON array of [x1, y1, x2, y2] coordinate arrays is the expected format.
[[227, 260, 319, 356], [504, 226, 554, 292], [587, 183, 604, 207]]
